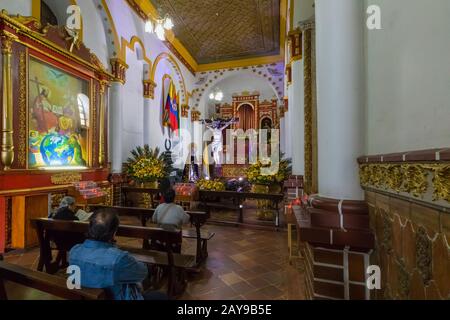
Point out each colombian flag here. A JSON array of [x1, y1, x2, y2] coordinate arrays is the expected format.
[[163, 81, 180, 136], [163, 84, 172, 128], [170, 88, 180, 135]]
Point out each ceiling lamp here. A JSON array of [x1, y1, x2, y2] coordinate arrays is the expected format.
[[215, 91, 223, 101], [145, 20, 154, 33], [163, 15, 174, 30], [209, 88, 223, 102], [144, 14, 174, 41], [155, 23, 165, 41]]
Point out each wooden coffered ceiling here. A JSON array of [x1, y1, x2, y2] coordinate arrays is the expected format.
[[149, 0, 281, 65]]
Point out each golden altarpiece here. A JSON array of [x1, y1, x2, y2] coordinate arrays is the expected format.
[[215, 92, 279, 177], [0, 11, 112, 251]]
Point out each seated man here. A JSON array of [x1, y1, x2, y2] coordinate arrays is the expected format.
[[69, 209, 166, 300], [152, 189, 190, 253], [49, 196, 83, 271], [152, 189, 190, 231]]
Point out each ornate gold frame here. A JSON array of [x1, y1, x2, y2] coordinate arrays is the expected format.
[[27, 53, 94, 170]]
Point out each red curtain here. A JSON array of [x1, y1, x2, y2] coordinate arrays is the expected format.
[[237, 104, 255, 131]]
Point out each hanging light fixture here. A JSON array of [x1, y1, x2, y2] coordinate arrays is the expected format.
[[209, 88, 224, 102], [144, 14, 174, 41], [144, 20, 154, 33], [155, 22, 165, 41], [163, 15, 174, 30]]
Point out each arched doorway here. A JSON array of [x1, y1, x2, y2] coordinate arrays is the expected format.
[[237, 103, 255, 131]]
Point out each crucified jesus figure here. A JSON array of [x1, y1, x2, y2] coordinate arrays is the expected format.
[[202, 118, 237, 166]]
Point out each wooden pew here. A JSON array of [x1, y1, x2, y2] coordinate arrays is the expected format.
[[198, 190, 285, 226], [90, 205, 215, 265], [0, 260, 105, 300], [31, 218, 196, 298]]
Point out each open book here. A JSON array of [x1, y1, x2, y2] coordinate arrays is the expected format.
[[75, 209, 93, 222]]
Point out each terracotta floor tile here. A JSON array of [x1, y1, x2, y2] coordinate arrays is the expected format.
[[257, 285, 285, 299], [3, 223, 306, 300], [230, 281, 255, 295], [219, 272, 244, 286], [247, 276, 271, 290]]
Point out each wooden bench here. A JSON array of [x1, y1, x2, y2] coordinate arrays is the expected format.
[[31, 218, 196, 298], [198, 190, 285, 226], [90, 205, 215, 265], [0, 260, 105, 300]]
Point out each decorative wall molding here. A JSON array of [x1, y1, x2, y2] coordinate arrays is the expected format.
[[17, 50, 27, 168], [359, 149, 450, 207], [359, 163, 450, 205], [288, 28, 302, 62], [143, 79, 157, 99], [191, 108, 201, 122], [50, 172, 82, 185], [285, 63, 292, 85], [110, 58, 128, 83], [181, 104, 189, 118], [366, 190, 450, 300]]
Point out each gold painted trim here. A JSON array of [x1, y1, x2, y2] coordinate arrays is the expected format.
[[120, 36, 153, 72], [143, 79, 157, 99], [0, 12, 113, 79], [31, 0, 41, 21], [51, 172, 82, 185], [151, 52, 187, 104], [289, 0, 294, 31], [359, 163, 450, 203], [125, 0, 286, 73], [196, 55, 284, 73], [1, 30, 17, 170], [98, 81, 107, 166], [18, 50, 28, 168], [304, 28, 313, 194]]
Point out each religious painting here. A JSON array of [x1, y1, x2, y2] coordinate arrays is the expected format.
[[28, 57, 90, 169]]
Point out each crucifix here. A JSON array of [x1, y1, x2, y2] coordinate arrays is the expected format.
[[201, 117, 238, 166]]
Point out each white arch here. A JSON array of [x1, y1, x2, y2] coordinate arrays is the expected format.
[[196, 70, 281, 117]]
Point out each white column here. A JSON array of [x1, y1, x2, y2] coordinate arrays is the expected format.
[[143, 98, 151, 145], [290, 60, 305, 175], [280, 116, 286, 154], [316, 0, 365, 200], [284, 109, 292, 159], [110, 82, 124, 173]]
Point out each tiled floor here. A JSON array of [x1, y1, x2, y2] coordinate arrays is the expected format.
[[3, 224, 305, 300]]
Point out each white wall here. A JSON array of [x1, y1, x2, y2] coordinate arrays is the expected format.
[[294, 0, 315, 23], [205, 73, 279, 117], [122, 51, 144, 160], [103, 0, 196, 168], [365, 0, 450, 154], [0, 0, 32, 16]]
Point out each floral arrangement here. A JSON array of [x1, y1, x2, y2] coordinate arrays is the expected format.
[[126, 145, 172, 183], [196, 178, 226, 191], [245, 155, 292, 186]]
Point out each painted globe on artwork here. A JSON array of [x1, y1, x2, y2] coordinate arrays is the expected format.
[[40, 132, 75, 166]]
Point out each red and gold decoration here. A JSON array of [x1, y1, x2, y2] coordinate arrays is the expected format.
[[218, 92, 279, 131], [191, 108, 201, 122], [288, 28, 302, 62], [110, 57, 128, 83], [143, 79, 157, 99], [286, 64, 292, 85], [196, 178, 226, 191], [181, 104, 190, 118], [0, 11, 112, 251]]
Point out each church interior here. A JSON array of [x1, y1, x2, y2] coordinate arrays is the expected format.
[[0, 0, 449, 302]]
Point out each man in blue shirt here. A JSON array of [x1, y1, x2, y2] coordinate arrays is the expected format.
[[69, 209, 167, 300]]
